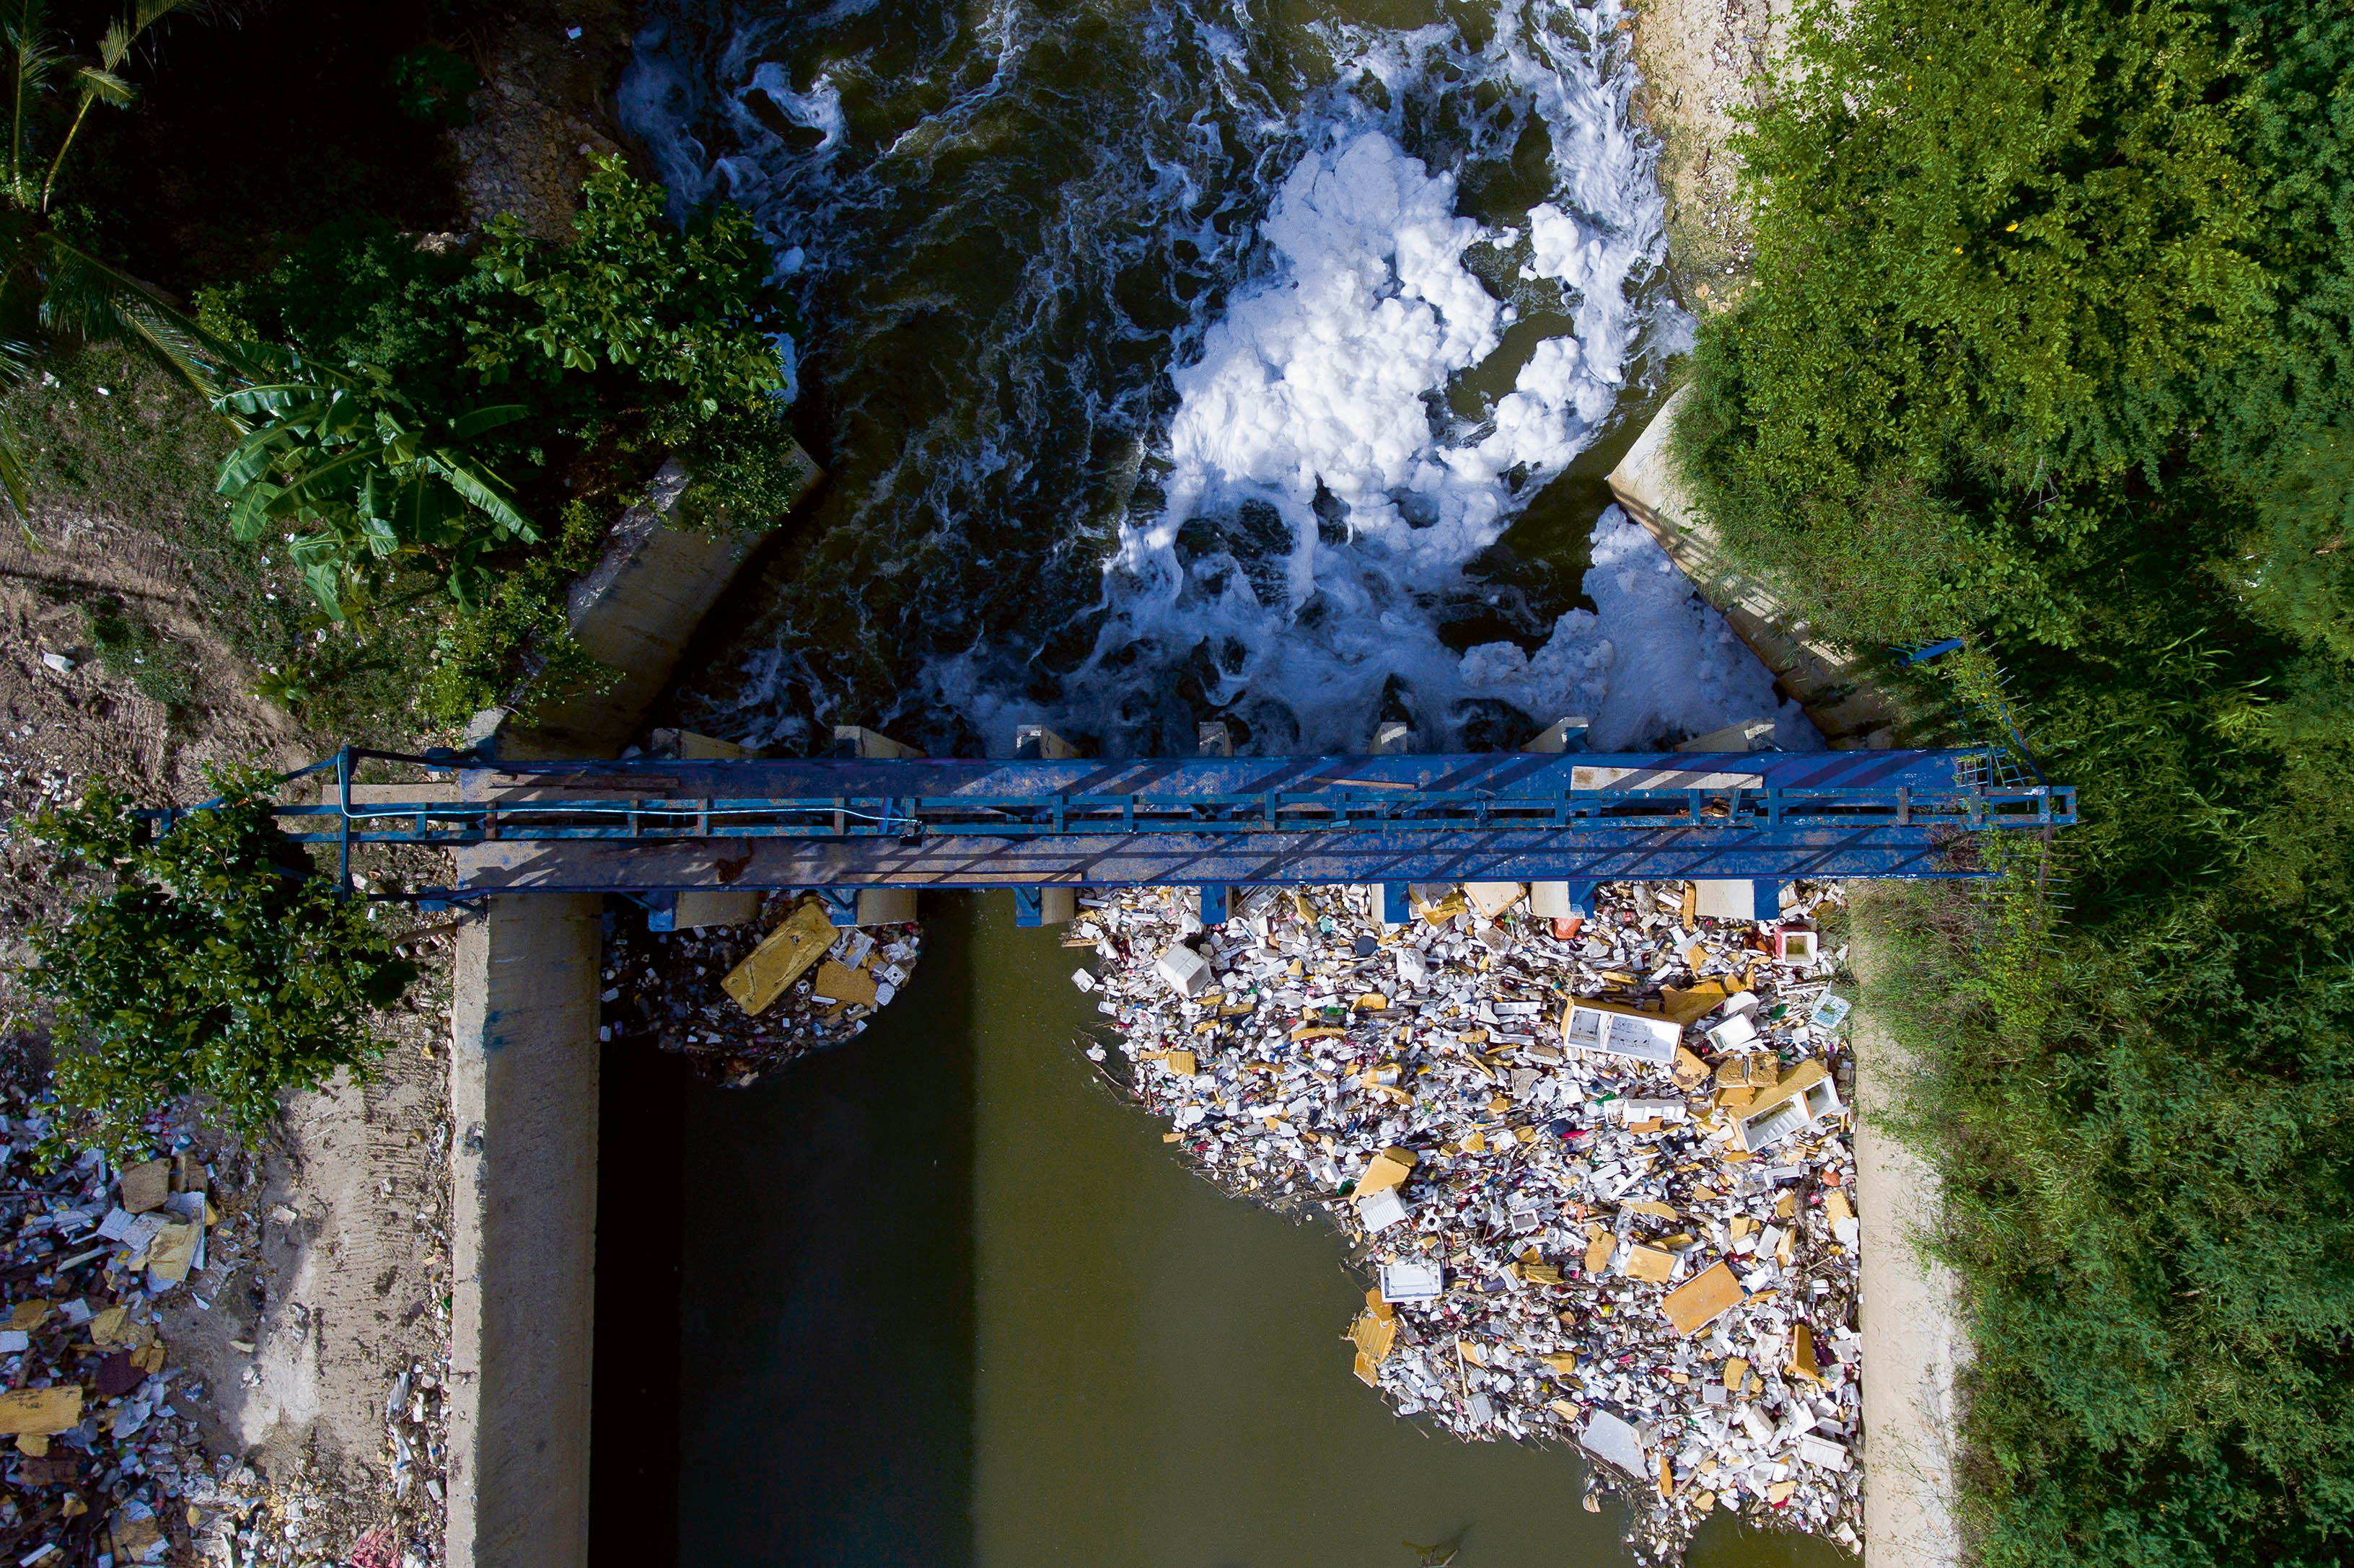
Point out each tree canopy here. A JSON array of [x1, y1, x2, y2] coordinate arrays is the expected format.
[[1674, 1, 2354, 1563]]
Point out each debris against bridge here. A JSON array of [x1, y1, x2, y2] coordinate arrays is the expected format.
[[601, 897, 923, 1087], [1073, 878, 1863, 1562]]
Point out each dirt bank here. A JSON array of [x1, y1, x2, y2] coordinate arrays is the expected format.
[[1628, 0, 1791, 307]]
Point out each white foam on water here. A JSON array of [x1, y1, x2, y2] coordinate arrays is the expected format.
[[931, 11, 1799, 752], [1459, 508, 1817, 751], [624, 0, 1811, 755]]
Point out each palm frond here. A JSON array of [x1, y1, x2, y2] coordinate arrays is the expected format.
[[35, 234, 253, 405], [0, 414, 33, 548], [425, 448, 533, 537], [71, 64, 128, 106]]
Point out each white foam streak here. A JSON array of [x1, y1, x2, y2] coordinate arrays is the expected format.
[[625, 0, 1806, 757]]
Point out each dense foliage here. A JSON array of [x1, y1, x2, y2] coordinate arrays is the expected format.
[[19, 770, 415, 1160], [1673, 1, 2354, 1563], [203, 157, 808, 718]]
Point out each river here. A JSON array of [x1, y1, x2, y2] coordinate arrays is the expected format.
[[616, 0, 1815, 761], [592, 0, 1845, 1559], [590, 895, 1848, 1567]]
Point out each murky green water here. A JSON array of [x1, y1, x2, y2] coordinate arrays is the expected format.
[[622, 3, 1848, 1559], [670, 896, 1849, 1567]]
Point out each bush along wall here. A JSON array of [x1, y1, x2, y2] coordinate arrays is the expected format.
[[1670, 1, 2354, 1563], [200, 157, 809, 728]]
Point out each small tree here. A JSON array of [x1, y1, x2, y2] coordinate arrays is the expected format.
[[19, 766, 416, 1160]]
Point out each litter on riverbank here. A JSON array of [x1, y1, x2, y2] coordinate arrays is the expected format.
[[602, 897, 924, 1087], [0, 1080, 446, 1568], [1074, 880, 1862, 1562]]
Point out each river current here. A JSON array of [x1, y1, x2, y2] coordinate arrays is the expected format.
[[620, 0, 1811, 759]]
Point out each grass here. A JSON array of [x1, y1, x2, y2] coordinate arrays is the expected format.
[[0, 343, 448, 749]]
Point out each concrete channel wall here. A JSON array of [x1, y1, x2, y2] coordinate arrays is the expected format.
[[1609, 402, 1960, 1565], [1850, 904, 1967, 1568], [1605, 389, 1900, 748], [443, 448, 818, 1568]]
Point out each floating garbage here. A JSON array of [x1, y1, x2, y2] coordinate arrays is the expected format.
[[602, 894, 924, 1087], [1071, 879, 1863, 1562]]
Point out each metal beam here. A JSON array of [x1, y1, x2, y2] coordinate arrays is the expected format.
[[160, 747, 2070, 904]]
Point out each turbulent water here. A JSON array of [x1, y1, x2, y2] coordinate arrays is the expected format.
[[621, 0, 1809, 757]]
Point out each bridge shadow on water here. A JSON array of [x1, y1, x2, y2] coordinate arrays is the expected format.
[[589, 897, 981, 1568]]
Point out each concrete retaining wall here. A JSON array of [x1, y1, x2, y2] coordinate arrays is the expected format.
[[1849, 898, 1968, 1568], [445, 444, 821, 1568], [446, 894, 604, 1568], [1606, 388, 1900, 747]]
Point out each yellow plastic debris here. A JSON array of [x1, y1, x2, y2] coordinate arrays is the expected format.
[[720, 900, 837, 1015], [810, 958, 878, 1008], [0, 1386, 82, 1435]]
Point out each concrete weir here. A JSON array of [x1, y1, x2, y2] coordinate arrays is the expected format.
[[442, 449, 817, 1568], [1607, 388, 1901, 749]]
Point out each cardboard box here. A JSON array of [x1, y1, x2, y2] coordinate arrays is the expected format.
[[1626, 1245, 1675, 1283], [1786, 1321, 1824, 1386], [118, 1160, 170, 1215], [1664, 1261, 1747, 1334], [1464, 882, 1527, 920], [1356, 1147, 1418, 1197]]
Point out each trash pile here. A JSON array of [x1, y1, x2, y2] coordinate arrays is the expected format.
[[0, 1088, 254, 1565], [1075, 880, 1862, 1562], [602, 895, 924, 1087]]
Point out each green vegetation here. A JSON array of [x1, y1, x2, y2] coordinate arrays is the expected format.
[[1674, 1, 2354, 1563], [1, 343, 440, 744], [201, 156, 806, 723], [0, 2, 804, 736], [386, 44, 480, 130], [20, 768, 415, 1160], [0, 0, 240, 509], [79, 591, 190, 713]]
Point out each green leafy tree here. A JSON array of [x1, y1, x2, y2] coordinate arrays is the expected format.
[[1669, 1, 2354, 1564], [199, 155, 804, 702], [465, 155, 794, 436], [19, 767, 415, 1159]]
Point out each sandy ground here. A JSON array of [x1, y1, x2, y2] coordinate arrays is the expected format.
[[1628, 0, 1793, 308], [1848, 902, 1966, 1568], [0, 487, 465, 1565]]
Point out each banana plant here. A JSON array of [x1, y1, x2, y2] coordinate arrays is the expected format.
[[213, 353, 534, 619]]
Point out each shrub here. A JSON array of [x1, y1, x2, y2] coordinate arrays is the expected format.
[[198, 157, 801, 718], [1673, 0, 2354, 1562], [18, 767, 415, 1160]]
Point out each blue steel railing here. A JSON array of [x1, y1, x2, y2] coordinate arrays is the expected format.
[[139, 745, 2075, 907]]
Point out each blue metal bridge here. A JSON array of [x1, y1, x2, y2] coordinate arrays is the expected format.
[[211, 743, 2073, 923]]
